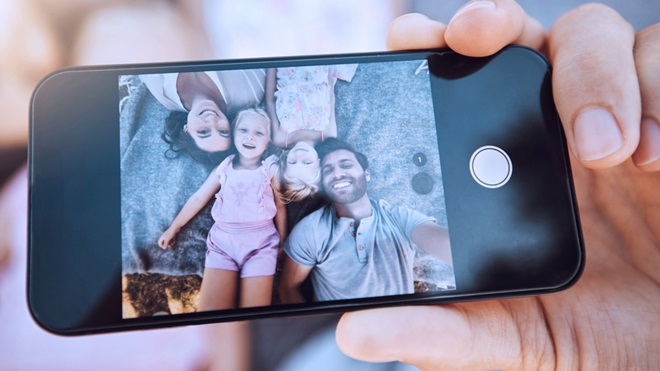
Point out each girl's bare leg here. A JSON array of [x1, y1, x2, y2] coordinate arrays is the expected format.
[[197, 268, 239, 312], [239, 275, 274, 308]]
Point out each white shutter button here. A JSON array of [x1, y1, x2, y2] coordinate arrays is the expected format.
[[469, 146, 512, 189]]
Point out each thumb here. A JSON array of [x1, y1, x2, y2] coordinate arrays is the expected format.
[[386, 13, 448, 50], [336, 303, 536, 370]]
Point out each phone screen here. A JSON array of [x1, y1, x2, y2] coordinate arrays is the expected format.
[[119, 59, 456, 318]]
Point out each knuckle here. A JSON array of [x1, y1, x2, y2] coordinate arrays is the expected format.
[[570, 3, 622, 20], [634, 25, 660, 97], [635, 23, 660, 57], [555, 3, 634, 36]]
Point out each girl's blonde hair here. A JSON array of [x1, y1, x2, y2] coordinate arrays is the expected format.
[[278, 148, 321, 203], [232, 107, 271, 136]]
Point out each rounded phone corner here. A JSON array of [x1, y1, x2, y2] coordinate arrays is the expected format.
[[550, 159, 586, 294], [26, 295, 77, 337], [31, 68, 84, 109], [547, 240, 586, 295]]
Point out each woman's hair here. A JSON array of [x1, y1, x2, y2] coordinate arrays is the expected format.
[[277, 148, 321, 203], [162, 110, 232, 166]]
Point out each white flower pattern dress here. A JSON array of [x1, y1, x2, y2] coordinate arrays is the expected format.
[[274, 64, 358, 135]]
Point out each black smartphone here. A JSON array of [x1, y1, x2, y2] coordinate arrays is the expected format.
[[28, 45, 583, 335]]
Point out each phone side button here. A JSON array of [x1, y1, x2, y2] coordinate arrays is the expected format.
[[469, 146, 512, 189]]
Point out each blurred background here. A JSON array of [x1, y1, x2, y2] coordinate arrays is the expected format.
[[0, 0, 657, 370]]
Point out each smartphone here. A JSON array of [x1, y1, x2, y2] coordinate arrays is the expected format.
[[28, 45, 583, 335]]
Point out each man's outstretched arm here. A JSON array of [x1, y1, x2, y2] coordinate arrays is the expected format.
[[411, 221, 452, 267]]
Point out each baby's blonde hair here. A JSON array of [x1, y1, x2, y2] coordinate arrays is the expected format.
[[278, 149, 321, 203]]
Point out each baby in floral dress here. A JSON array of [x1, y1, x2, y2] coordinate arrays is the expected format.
[[265, 64, 357, 202]]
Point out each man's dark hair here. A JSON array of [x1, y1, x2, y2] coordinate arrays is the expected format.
[[315, 137, 369, 170]]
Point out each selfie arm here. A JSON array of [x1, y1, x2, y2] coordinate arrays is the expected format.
[[273, 184, 287, 249], [265, 68, 288, 148], [325, 70, 338, 140], [411, 221, 453, 267], [282, 129, 324, 144], [278, 257, 313, 304], [158, 171, 220, 248]]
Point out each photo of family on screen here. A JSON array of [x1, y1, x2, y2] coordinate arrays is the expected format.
[[119, 60, 456, 318]]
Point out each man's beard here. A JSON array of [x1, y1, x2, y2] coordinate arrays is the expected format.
[[323, 172, 368, 205]]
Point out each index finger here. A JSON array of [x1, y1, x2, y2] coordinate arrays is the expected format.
[[549, 4, 639, 168]]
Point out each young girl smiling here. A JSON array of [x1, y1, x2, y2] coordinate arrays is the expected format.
[[158, 108, 286, 311]]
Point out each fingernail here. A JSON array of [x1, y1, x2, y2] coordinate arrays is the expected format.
[[452, 0, 496, 21], [633, 118, 660, 167], [573, 108, 624, 162]]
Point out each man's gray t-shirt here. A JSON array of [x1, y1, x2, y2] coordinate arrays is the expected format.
[[284, 198, 435, 301]]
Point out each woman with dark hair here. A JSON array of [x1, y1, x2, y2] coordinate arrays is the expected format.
[[162, 110, 228, 165], [141, 70, 266, 164]]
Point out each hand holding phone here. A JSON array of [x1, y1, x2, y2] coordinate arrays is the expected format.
[[335, 4, 660, 371]]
